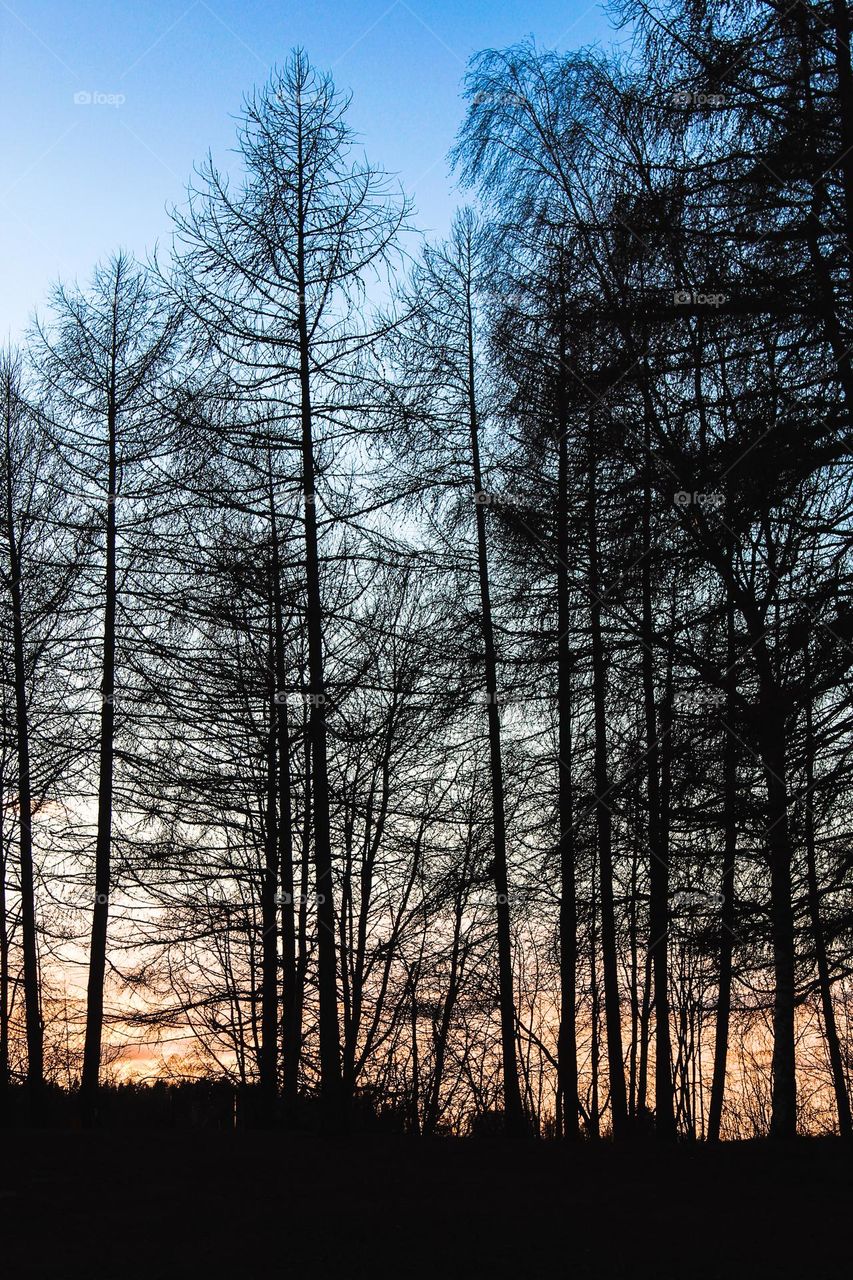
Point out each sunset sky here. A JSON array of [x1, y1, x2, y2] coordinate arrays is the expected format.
[[0, 0, 617, 339]]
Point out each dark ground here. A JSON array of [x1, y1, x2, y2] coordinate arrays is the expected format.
[[0, 1131, 848, 1279]]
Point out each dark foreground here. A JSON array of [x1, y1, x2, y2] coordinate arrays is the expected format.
[[0, 1131, 848, 1279]]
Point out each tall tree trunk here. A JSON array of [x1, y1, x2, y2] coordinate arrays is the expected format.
[[270, 527, 299, 1123], [423, 874, 467, 1136], [80, 393, 117, 1126], [708, 578, 738, 1143], [628, 811, 640, 1121], [342, 745, 393, 1109], [588, 854, 601, 1139], [295, 105, 343, 1127], [636, 943, 652, 1117], [259, 626, 279, 1126], [755, 671, 797, 1139], [640, 424, 675, 1139], [830, 0, 853, 260], [556, 400, 580, 1139], [0, 792, 10, 1123], [803, 649, 852, 1138], [587, 445, 628, 1139], [407, 965, 421, 1135], [4, 435, 43, 1120], [294, 708, 311, 1079], [464, 280, 524, 1135]]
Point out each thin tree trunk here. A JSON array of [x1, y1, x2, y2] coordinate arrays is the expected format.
[[80, 388, 117, 1125], [423, 888, 466, 1136], [408, 967, 421, 1136], [587, 445, 628, 1140], [4, 427, 43, 1120], [636, 943, 652, 1117], [640, 422, 675, 1139], [803, 649, 852, 1138], [294, 707, 311, 1073], [295, 101, 343, 1127], [756, 674, 797, 1139], [708, 579, 738, 1142], [270, 522, 299, 1122], [628, 817, 640, 1121], [589, 856, 601, 1139], [830, 0, 853, 260], [0, 791, 10, 1123], [259, 625, 279, 1126], [464, 277, 524, 1135], [556, 399, 580, 1140]]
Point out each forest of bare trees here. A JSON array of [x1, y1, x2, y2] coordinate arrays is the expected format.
[[3, 0, 853, 1147]]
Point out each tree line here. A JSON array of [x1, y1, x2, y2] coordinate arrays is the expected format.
[[2, 0, 853, 1140]]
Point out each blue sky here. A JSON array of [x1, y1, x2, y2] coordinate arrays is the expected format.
[[1, 1, 618, 339]]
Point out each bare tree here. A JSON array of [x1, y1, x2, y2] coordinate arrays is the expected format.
[[34, 255, 180, 1121]]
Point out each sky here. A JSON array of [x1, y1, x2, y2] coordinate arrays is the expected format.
[[0, 1, 619, 341]]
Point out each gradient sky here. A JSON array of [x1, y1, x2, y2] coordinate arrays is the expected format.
[[1, 1, 619, 340]]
